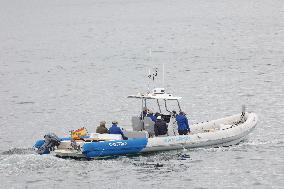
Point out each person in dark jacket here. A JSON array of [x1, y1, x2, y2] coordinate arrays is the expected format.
[[154, 116, 168, 136], [108, 121, 128, 140], [96, 121, 108, 134], [176, 111, 190, 135]]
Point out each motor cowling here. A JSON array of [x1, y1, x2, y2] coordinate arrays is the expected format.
[[36, 133, 61, 155]]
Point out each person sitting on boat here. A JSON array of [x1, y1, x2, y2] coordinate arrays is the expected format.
[[108, 121, 128, 140], [176, 111, 190, 135], [96, 121, 108, 134], [154, 116, 168, 136], [147, 110, 157, 122]]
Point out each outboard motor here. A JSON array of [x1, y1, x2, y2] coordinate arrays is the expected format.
[[36, 133, 61, 155]]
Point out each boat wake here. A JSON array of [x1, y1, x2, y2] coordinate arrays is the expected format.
[[1, 148, 36, 155], [126, 151, 192, 175]]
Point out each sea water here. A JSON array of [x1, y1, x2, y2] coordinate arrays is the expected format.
[[0, 0, 283, 188]]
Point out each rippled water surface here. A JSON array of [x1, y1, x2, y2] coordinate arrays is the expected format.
[[0, 0, 283, 188]]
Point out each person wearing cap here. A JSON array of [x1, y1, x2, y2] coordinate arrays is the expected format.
[[147, 110, 157, 122], [108, 121, 128, 140], [176, 111, 190, 135], [154, 116, 168, 136], [96, 121, 108, 134]]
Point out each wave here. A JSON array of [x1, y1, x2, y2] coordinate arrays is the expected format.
[[1, 148, 36, 155]]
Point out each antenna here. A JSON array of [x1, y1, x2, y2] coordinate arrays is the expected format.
[[147, 68, 151, 92], [162, 64, 165, 88]]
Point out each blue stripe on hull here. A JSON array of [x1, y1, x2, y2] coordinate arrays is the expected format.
[[82, 138, 148, 158]]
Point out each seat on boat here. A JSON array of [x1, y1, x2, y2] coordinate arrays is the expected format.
[[89, 133, 123, 140], [123, 131, 148, 139], [143, 117, 155, 136], [132, 116, 143, 131], [167, 116, 178, 136]]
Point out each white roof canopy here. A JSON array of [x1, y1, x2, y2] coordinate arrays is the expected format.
[[127, 88, 182, 100]]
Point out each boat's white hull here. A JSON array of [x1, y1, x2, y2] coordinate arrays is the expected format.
[[143, 112, 257, 152], [51, 112, 257, 158]]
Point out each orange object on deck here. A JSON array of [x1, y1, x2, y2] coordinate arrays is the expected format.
[[71, 127, 88, 140]]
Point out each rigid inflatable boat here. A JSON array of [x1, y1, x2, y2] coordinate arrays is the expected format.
[[34, 87, 258, 159]]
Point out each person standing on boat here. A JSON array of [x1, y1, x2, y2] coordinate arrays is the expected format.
[[108, 121, 128, 140], [176, 112, 190, 135], [154, 116, 168, 136], [96, 121, 108, 134]]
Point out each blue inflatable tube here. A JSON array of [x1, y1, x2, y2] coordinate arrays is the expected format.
[[82, 138, 148, 158]]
